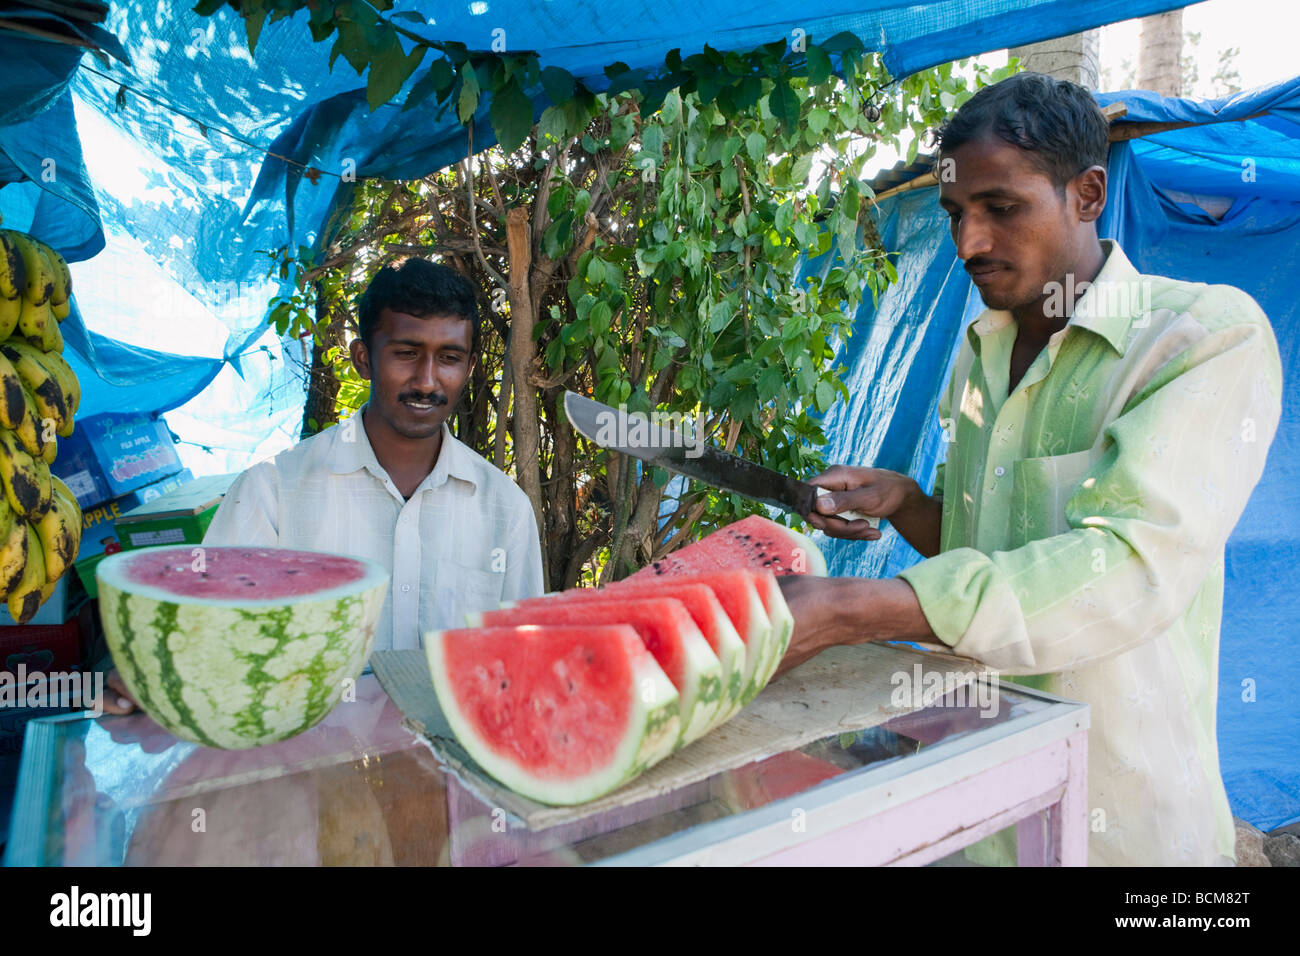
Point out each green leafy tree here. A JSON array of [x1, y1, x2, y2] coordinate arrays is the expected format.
[[204, 1, 1016, 588]]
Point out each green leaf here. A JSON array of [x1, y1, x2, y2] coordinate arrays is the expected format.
[[368, 45, 426, 111], [541, 65, 575, 104], [805, 45, 832, 85], [815, 379, 834, 411], [244, 6, 268, 54], [542, 209, 574, 260], [490, 76, 534, 153], [640, 124, 664, 160], [744, 131, 765, 163], [807, 107, 830, 135], [538, 103, 569, 146], [457, 69, 481, 124], [767, 80, 799, 133], [791, 152, 813, 184], [402, 58, 453, 112]]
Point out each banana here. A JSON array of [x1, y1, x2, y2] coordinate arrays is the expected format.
[[7, 522, 46, 623], [0, 294, 18, 340], [0, 496, 14, 549], [0, 351, 27, 430], [3, 232, 54, 306], [1, 341, 68, 433], [35, 346, 79, 421], [17, 296, 50, 346], [0, 516, 28, 598], [13, 381, 48, 459], [33, 485, 78, 584], [0, 232, 27, 303], [0, 429, 48, 519], [35, 240, 71, 320], [41, 310, 63, 352], [40, 434, 57, 466]]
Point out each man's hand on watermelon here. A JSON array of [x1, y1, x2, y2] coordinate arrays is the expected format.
[[102, 668, 139, 716], [807, 465, 942, 558], [773, 575, 936, 678]]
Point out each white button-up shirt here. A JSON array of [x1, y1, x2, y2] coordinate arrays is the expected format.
[[203, 407, 544, 651]]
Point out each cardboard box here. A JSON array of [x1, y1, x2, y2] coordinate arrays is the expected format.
[[51, 411, 184, 508], [71, 470, 195, 600], [115, 472, 237, 550], [0, 618, 81, 676]]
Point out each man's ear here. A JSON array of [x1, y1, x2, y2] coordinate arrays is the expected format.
[[1074, 165, 1108, 223], [350, 338, 373, 381]]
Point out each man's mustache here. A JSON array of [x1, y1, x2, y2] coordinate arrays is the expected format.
[[964, 258, 1012, 274], [399, 393, 449, 406]]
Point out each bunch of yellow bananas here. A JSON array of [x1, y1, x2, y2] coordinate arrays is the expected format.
[[0, 230, 83, 623]]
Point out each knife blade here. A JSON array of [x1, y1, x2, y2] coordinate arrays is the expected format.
[[563, 392, 877, 526]]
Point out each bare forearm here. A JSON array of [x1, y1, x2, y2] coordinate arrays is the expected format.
[[775, 576, 938, 676], [888, 482, 943, 558]]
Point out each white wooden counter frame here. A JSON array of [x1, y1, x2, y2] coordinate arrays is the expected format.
[[594, 679, 1090, 867]]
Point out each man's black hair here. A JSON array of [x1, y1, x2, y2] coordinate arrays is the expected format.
[[936, 72, 1110, 193], [357, 258, 481, 354]]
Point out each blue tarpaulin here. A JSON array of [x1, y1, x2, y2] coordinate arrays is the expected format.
[[0, 0, 1192, 474], [820, 77, 1300, 832]]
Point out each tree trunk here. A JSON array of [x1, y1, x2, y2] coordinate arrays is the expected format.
[[1137, 10, 1183, 97], [1008, 30, 1100, 89], [504, 206, 548, 587], [300, 280, 344, 438]]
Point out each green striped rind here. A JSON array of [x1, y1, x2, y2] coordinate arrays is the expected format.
[[730, 580, 774, 708], [750, 571, 795, 692], [425, 626, 682, 805], [98, 576, 386, 749], [674, 631, 725, 749]]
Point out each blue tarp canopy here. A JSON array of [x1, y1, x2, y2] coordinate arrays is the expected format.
[[0, 0, 1190, 469], [820, 76, 1300, 831]]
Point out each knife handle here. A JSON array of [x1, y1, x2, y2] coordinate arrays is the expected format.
[[816, 487, 881, 529]]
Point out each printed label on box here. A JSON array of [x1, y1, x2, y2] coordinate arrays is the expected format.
[[126, 528, 188, 547], [63, 471, 98, 502]]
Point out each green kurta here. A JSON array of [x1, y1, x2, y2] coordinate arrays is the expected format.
[[898, 241, 1282, 865]]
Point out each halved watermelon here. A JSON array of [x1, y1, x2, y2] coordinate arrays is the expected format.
[[627, 514, 827, 581], [425, 625, 681, 805], [468, 598, 725, 748], [97, 546, 388, 749]]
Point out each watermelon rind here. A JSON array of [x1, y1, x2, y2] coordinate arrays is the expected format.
[[96, 546, 389, 749], [749, 569, 795, 689], [425, 625, 682, 806], [782, 525, 828, 577]]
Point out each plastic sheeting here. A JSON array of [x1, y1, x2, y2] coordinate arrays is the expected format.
[[0, 0, 1190, 466], [819, 78, 1300, 831]]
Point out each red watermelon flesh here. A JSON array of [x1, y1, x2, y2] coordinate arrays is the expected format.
[[426, 624, 681, 805], [468, 597, 725, 748], [642, 569, 783, 704], [519, 582, 748, 725], [627, 514, 827, 581], [121, 546, 368, 601]]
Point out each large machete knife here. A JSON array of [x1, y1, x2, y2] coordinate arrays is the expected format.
[[563, 391, 878, 527]]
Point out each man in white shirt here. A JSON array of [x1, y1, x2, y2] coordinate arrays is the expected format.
[[105, 259, 544, 713]]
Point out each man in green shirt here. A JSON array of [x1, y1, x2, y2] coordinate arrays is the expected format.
[[778, 73, 1282, 866]]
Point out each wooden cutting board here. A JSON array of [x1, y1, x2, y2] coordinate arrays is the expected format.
[[371, 641, 989, 832]]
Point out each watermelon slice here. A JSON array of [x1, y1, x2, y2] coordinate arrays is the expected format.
[[627, 514, 827, 580], [468, 597, 725, 748], [426, 625, 681, 805], [97, 546, 389, 749], [517, 582, 748, 727]]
